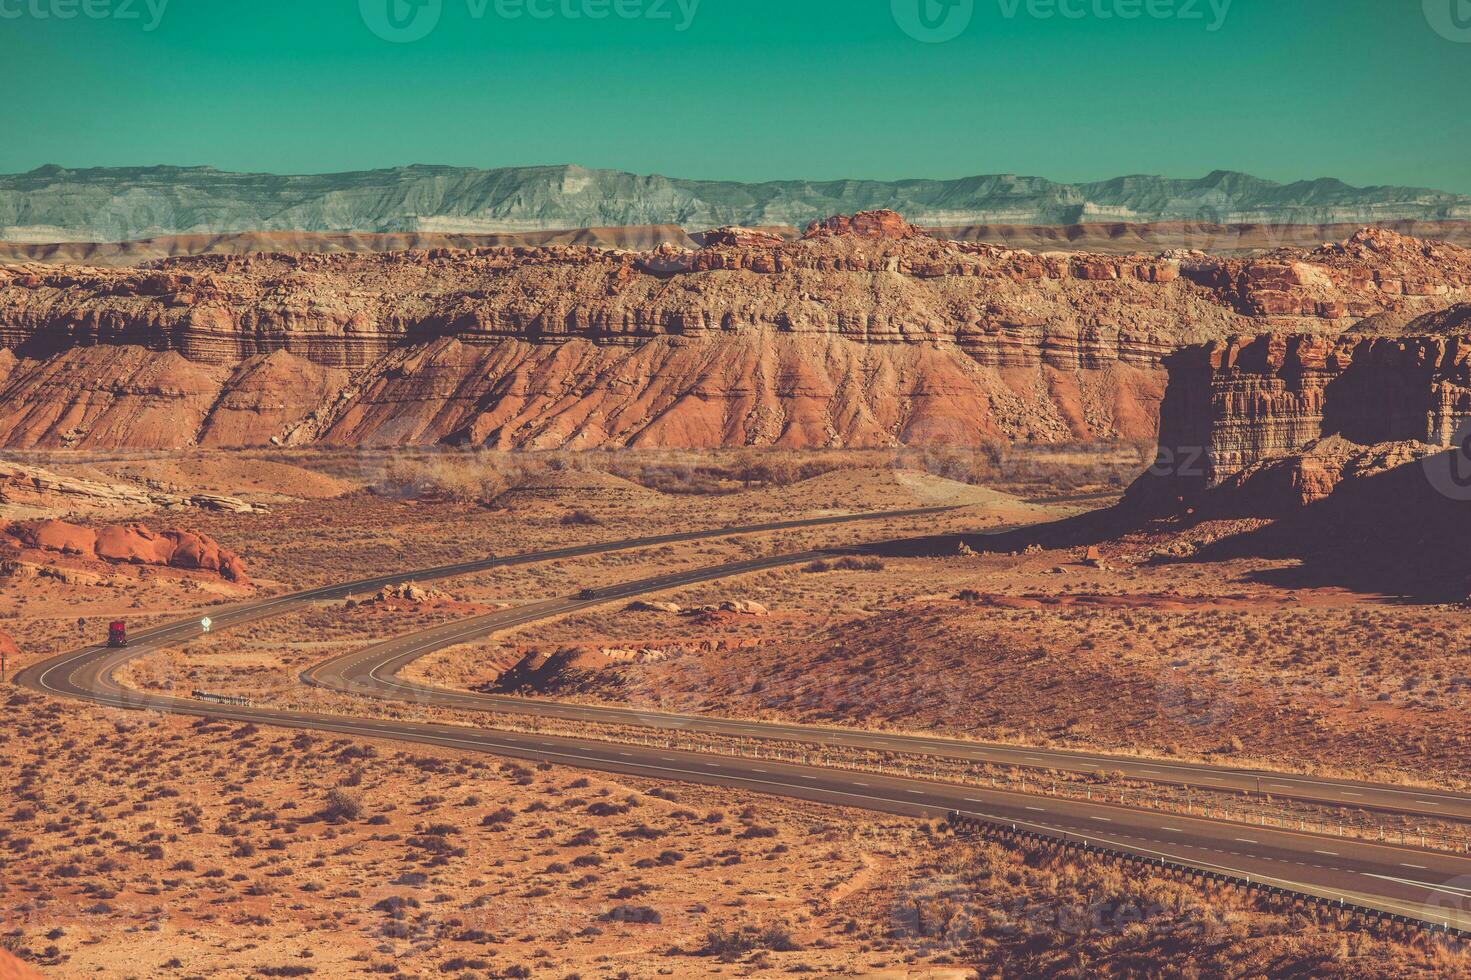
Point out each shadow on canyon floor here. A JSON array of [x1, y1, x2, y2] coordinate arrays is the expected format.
[[866, 449, 1471, 604], [1165, 450, 1471, 603]]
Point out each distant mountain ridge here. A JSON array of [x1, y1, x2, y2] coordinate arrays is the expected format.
[[3, 163, 1470, 243]]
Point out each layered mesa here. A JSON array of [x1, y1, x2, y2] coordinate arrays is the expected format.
[[0, 214, 1469, 452]]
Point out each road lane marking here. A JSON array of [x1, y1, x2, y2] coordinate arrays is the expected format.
[[1363, 873, 1471, 899], [1313, 850, 1338, 856]]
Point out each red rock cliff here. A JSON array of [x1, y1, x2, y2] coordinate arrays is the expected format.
[[1135, 306, 1471, 505], [1, 221, 1468, 451]]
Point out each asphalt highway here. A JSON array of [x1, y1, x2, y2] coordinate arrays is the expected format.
[[23, 630, 1471, 932], [17, 507, 1471, 931], [310, 568, 1471, 827]]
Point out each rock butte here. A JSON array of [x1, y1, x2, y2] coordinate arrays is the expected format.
[[1, 520, 251, 584], [1, 214, 1469, 451]]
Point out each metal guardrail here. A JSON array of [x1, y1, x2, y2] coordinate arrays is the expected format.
[[191, 690, 256, 708], [946, 810, 1471, 941]]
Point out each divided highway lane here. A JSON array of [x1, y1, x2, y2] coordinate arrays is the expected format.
[[316, 568, 1471, 827], [24, 644, 1471, 932], [11, 505, 956, 703], [21, 518, 1471, 930]]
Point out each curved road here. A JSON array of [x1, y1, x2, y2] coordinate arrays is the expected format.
[[310, 570, 1471, 826], [17, 509, 1471, 931]]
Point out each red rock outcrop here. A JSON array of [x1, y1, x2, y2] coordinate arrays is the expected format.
[[1, 520, 250, 584], [1132, 303, 1471, 508], [1, 222, 1469, 451], [695, 226, 789, 248], [0, 949, 43, 980], [803, 209, 924, 240]]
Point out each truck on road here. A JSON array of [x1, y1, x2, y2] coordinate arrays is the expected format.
[[107, 621, 128, 648]]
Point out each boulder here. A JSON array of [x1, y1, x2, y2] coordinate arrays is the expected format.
[[2, 519, 250, 585]]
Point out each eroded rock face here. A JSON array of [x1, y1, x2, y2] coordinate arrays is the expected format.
[[1, 520, 250, 584], [1135, 303, 1471, 506], [1, 223, 1469, 450], [803, 209, 924, 240], [0, 459, 262, 512]]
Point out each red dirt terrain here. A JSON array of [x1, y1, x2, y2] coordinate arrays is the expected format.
[[2, 215, 1469, 451]]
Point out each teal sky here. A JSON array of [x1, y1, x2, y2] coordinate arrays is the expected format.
[[2, 0, 1469, 191]]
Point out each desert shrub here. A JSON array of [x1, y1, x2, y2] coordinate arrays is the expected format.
[[561, 509, 601, 526], [323, 788, 363, 822], [738, 825, 779, 839], [376, 453, 512, 503], [701, 920, 799, 960], [807, 556, 885, 573], [586, 801, 629, 817]]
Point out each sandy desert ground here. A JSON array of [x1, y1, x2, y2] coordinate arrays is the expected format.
[[3, 447, 1469, 976]]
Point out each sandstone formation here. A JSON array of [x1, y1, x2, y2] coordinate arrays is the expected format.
[[1, 520, 251, 584], [357, 581, 452, 606], [1132, 278, 1471, 515], [0, 949, 43, 980], [0, 459, 263, 513], [1, 218, 1470, 451], [9, 219, 1471, 268], [1145, 326, 1471, 492]]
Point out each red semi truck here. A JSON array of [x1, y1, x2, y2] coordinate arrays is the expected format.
[[107, 621, 128, 648]]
